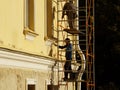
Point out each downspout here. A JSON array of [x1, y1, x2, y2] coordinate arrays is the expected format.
[[50, 60, 57, 85]]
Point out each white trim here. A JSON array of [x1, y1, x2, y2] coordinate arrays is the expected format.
[[0, 50, 55, 70], [45, 79, 51, 85], [26, 78, 37, 85], [45, 39, 54, 46], [26, 78, 37, 90], [25, 33, 36, 40]]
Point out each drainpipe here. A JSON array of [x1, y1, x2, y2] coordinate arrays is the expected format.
[[50, 61, 57, 85]]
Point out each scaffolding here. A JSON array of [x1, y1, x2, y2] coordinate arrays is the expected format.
[[51, 0, 95, 90]]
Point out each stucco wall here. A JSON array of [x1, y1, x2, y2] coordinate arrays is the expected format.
[[0, 66, 50, 90], [0, 0, 57, 58]]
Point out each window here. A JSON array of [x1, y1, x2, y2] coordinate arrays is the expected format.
[[26, 79, 36, 90], [46, 0, 57, 41], [28, 85, 35, 90], [47, 0, 52, 38], [23, 0, 38, 40], [25, 0, 34, 30]]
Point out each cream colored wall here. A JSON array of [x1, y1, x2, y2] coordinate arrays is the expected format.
[[0, 0, 55, 57], [0, 66, 74, 90], [0, 66, 50, 90]]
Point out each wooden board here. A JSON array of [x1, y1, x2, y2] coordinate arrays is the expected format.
[[63, 28, 85, 35]]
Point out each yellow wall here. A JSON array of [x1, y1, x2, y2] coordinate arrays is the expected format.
[[0, 0, 54, 57], [0, 1, 78, 90]]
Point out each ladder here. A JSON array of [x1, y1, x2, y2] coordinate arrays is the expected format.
[[55, 0, 95, 90]]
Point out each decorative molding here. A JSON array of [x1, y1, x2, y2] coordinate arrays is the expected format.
[[26, 78, 37, 90], [26, 78, 37, 84], [23, 28, 39, 40], [44, 36, 58, 46], [45, 38, 54, 46], [0, 49, 55, 70]]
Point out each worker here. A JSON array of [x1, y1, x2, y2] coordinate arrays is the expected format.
[[62, 0, 77, 29], [54, 38, 72, 81]]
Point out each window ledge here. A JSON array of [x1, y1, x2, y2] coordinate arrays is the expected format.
[[23, 28, 39, 40], [44, 36, 58, 46]]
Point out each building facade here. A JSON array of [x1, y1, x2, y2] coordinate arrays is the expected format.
[[0, 0, 60, 90], [0, 0, 95, 90]]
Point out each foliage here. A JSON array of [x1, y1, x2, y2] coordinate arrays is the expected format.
[[95, 0, 120, 89]]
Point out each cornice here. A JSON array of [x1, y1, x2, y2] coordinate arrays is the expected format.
[[0, 48, 55, 70]]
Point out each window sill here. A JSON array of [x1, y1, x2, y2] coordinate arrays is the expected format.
[[23, 28, 39, 40], [44, 36, 58, 46]]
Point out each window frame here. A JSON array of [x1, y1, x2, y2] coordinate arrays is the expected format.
[[26, 78, 37, 90], [45, 0, 57, 41], [23, 0, 38, 40], [24, 0, 34, 31]]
